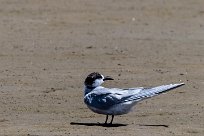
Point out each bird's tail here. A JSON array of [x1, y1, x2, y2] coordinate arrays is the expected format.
[[124, 83, 185, 102]]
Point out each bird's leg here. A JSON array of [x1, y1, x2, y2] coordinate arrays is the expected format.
[[105, 115, 108, 124], [109, 115, 114, 124]]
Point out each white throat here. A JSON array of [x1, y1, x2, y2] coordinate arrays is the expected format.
[[92, 78, 104, 88]]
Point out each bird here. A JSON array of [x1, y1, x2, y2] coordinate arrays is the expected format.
[[83, 72, 185, 125]]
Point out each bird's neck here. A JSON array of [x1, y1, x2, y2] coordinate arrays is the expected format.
[[84, 86, 95, 96], [84, 86, 104, 96]]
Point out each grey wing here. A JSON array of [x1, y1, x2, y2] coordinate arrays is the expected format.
[[84, 92, 122, 110], [84, 88, 140, 110], [123, 83, 185, 102]]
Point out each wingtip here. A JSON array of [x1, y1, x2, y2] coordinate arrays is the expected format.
[[177, 83, 185, 86], [171, 82, 185, 88]]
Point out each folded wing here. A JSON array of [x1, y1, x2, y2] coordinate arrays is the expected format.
[[84, 83, 184, 110], [84, 87, 143, 110]]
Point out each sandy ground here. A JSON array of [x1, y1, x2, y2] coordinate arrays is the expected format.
[[0, 0, 204, 136]]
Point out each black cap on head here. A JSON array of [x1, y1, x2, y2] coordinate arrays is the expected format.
[[84, 72, 103, 86]]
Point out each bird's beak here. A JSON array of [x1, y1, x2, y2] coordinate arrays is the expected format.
[[103, 76, 114, 81]]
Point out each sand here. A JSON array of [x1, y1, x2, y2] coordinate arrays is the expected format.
[[0, 0, 203, 136]]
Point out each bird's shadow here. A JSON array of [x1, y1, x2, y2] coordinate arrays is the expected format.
[[70, 122, 169, 128], [138, 124, 169, 128], [70, 122, 127, 127]]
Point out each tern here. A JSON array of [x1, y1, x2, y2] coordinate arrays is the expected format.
[[84, 72, 184, 125]]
